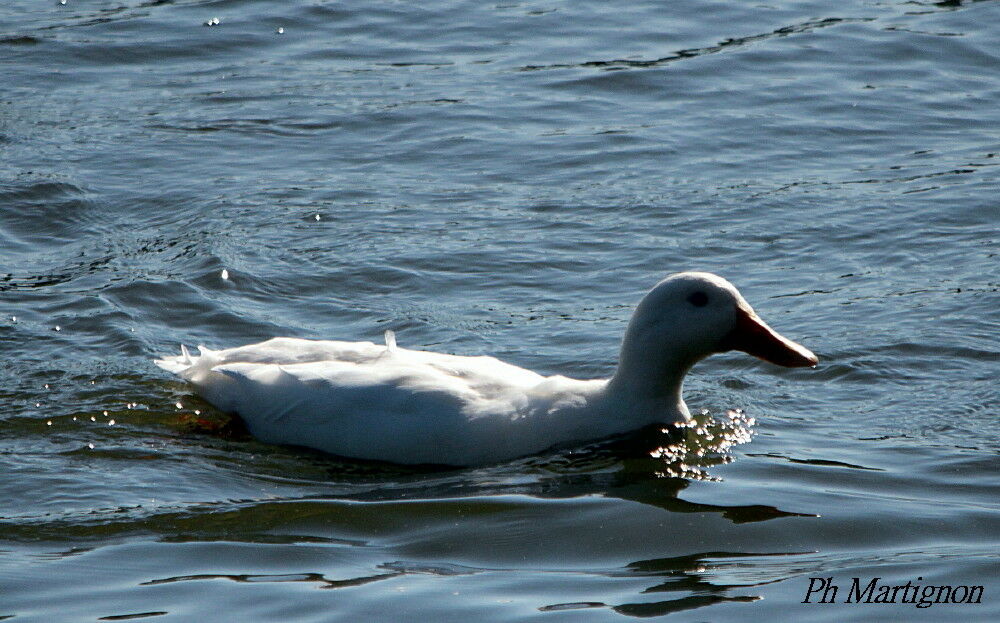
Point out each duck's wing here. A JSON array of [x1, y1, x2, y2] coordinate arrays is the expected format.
[[154, 337, 383, 376], [156, 336, 542, 385]]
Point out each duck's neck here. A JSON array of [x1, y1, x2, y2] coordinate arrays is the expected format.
[[604, 335, 698, 425]]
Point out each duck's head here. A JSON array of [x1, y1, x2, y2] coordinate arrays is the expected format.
[[614, 272, 817, 398]]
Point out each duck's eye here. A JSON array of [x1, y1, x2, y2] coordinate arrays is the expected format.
[[687, 291, 709, 307]]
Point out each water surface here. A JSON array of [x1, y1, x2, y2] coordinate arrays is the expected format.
[[1, 0, 998, 620]]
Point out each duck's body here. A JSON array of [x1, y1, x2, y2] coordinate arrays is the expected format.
[[159, 335, 619, 465], [156, 272, 817, 465]]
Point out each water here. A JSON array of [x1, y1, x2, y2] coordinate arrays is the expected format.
[[2, 0, 998, 620]]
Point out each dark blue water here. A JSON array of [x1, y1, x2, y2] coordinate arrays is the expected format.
[[2, 0, 998, 620]]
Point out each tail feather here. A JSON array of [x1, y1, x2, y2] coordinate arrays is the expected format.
[[154, 344, 194, 375], [155, 344, 214, 376]]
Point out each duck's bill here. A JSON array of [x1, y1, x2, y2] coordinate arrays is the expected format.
[[722, 304, 818, 368]]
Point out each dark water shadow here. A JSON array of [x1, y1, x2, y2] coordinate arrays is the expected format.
[[541, 550, 813, 618], [216, 412, 818, 524], [141, 570, 400, 590], [520, 17, 871, 73], [0, 405, 814, 546]]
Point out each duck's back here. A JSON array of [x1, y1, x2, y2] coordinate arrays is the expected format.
[[156, 337, 604, 464]]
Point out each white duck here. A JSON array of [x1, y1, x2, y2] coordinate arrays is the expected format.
[[155, 272, 817, 465]]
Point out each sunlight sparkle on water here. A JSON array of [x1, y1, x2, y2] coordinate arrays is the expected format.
[[647, 410, 755, 481]]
